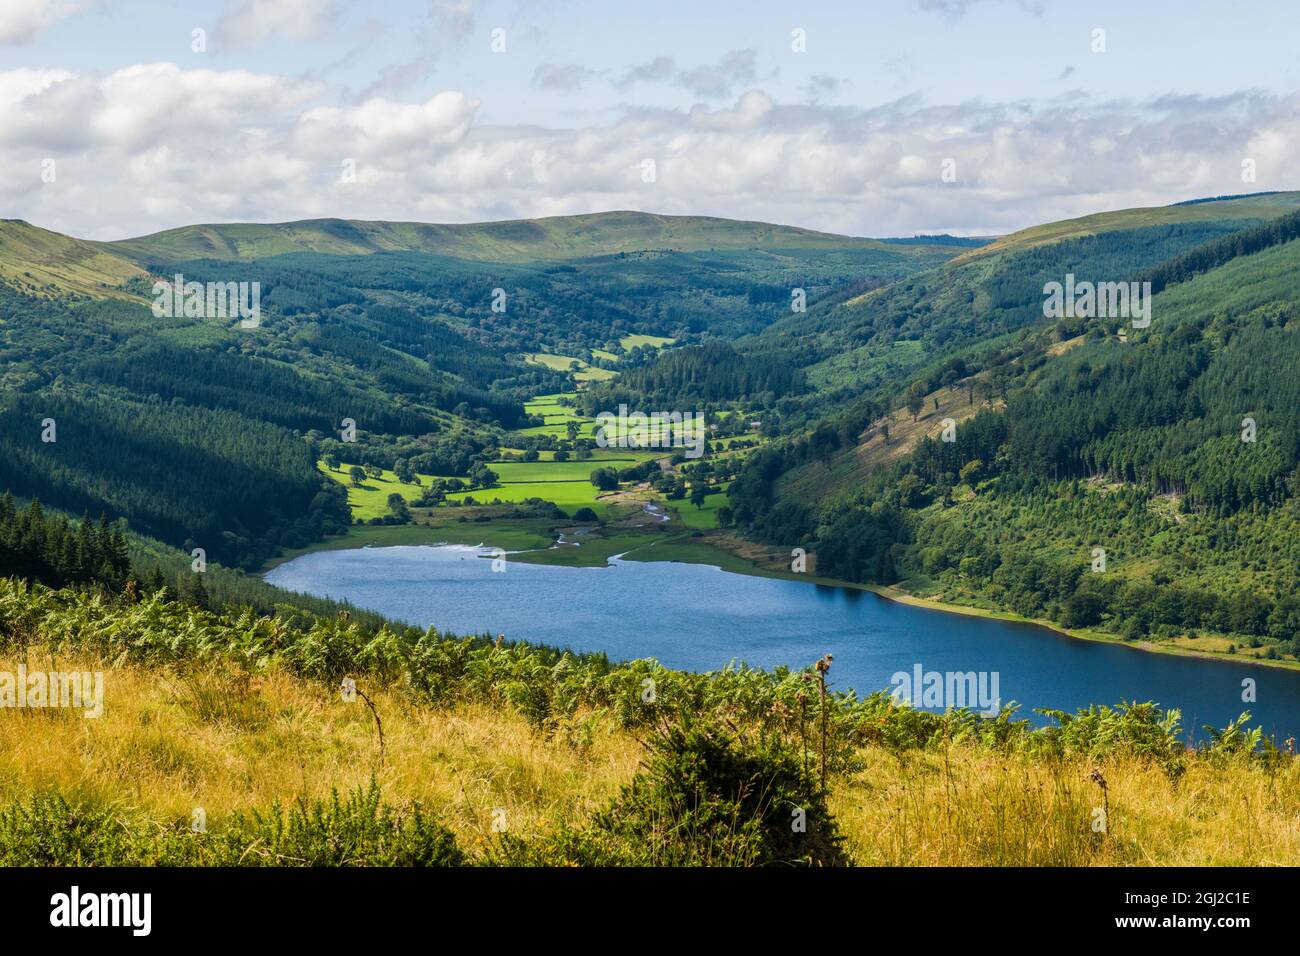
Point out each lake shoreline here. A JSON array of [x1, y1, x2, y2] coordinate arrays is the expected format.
[[263, 519, 1299, 675], [861, 584, 1300, 674]]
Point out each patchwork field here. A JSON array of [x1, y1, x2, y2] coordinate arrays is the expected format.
[[488, 460, 630, 483], [324, 387, 734, 531], [321, 460, 633, 520], [517, 394, 602, 438], [522, 352, 616, 382], [520, 335, 674, 386], [499, 448, 642, 462], [445, 482, 625, 517], [619, 333, 675, 350]]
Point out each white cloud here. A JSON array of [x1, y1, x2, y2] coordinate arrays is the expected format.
[[0, 68, 81, 146], [1, 61, 1296, 241], [217, 0, 339, 51], [0, 0, 83, 45], [93, 63, 319, 149], [294, 92, 478, 154]]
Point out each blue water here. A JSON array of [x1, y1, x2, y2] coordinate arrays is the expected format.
[[265, 544, 1300, 741]]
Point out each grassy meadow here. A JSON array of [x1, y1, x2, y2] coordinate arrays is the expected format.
[[522, 352, 616, 382], [520, 334, 674, 388], [619, 333, 675, 350], [3, 640, 1298, 866], [0, 651, 640, 854]]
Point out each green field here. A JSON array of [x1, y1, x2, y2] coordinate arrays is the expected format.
[[446, 481, 624, 517], [517, 394, 603, 437], [521, 334, 674, 385], [321, 458, 632, 520], [486, 460, 624, 482], [498, 447, 644, 462], [523, 352, 616, 382], [319, 463, 437, 520], [523, 394, 706, 447], [668, 482, 731, 529], [619, 333, 675, 350], [325, 385, 736, 531]]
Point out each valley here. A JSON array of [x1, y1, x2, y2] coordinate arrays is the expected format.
[[3, 194, 1300, 870]]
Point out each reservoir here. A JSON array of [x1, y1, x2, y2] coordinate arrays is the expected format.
[[266, 544, 1300, 742]]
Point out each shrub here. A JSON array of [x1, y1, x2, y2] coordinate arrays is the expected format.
[[0, 782, 464, 867], [492, 721, 848, 866]]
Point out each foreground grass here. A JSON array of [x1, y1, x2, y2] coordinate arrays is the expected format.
[[5, 578, 1297, 866], [835, 746, 1300, 866], [0, 651, 640, 853], [4, 646, 1300, 865]]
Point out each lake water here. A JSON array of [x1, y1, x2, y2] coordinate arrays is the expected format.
[[266, 544, 1300, 741]]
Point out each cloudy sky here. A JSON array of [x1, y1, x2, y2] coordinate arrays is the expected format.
[[2, 0, 1298, 240]]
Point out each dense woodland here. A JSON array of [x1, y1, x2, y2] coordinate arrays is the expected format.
[[729, 217, 1300, 651], [758, 219, 1260, 394], [0, 495, 130, 590], [578, 342, 807, 411]]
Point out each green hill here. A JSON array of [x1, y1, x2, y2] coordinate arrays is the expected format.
[[727, 209, 1300, 664], [102, 211, 967, 265], [0, 219, 148, 299], [756, 191, 1300, 395], [0, 209, 971, 571], [961, 191, 1300, 260]]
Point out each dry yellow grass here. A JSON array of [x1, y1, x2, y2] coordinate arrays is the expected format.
[[833, 746, 1300, 866], [4, 649, 1300, 865], [0, 651, 641, 851]]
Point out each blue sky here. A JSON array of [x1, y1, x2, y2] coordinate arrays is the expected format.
[[2, 0, 1296, 238]]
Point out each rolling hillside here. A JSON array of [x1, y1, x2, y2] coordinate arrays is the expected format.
[[0, 219, 148, 300], [101, 211, 969, 265], [959, 191, 1300, 260], [757, 191, 1300, 395], [727, 205, 1300, 661]]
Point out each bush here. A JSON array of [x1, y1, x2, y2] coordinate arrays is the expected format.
[[0, 782, 465, 867], [491, 721, 848, 866], [232, 781, 464, 866], [589, 468, 620, 491]]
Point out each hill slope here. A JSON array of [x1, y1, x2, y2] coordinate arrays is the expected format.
[[727, 213, 1300, 663], [3, 577, 1295, 867], [0, 219, 148, 299], [102, 211, 968, 265], [756, 191, 1300, 395], [960, 191, 1300, 261]]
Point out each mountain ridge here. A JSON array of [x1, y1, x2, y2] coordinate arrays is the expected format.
[[99, 210, 960, 265]]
